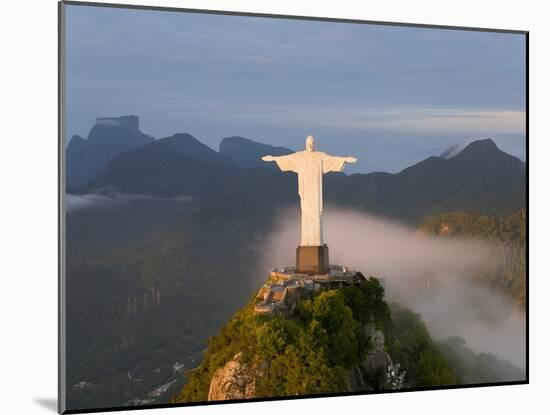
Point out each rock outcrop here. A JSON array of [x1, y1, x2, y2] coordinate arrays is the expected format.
[[345, 323, 393, 392], [207, 353, 259, 401], [362, 323, 391, 374]]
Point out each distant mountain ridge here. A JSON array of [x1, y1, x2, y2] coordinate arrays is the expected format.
[[324, 138, 525, 222], [81, 133, 525, 223], [85, 132, 236, 197], [219, 136, 293, 168], [66, 115, 155, 189]]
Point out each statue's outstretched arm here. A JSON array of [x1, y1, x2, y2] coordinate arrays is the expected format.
[[261, 154, 294, 162], [322, 154, 358, 173], [261, 153, 299, 172]]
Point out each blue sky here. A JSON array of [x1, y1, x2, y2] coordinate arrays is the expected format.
[[65, 4, 526, 173]]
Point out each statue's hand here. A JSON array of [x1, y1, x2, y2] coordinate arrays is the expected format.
[[262, 155, 275, 162], [345, 156, 357, 163]]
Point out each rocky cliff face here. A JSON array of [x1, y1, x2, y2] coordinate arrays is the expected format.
[[207, 353, 261, 401], [348, 324, 392, 391]]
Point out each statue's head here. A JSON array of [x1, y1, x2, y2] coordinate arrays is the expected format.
[[305, 135, 315, 152]]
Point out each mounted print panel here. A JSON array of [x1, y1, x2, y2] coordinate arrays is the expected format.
[[59, 1, 528, 413]]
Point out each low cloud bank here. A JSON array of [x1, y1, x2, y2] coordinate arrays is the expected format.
[[262, 208, 526, 369], [66, 191, 192, 212]]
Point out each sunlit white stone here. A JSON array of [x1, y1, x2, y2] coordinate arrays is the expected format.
[[262, 135, 357, 246]]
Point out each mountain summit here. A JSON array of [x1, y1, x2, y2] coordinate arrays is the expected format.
[[439, 138, 519, 163], [219, 136, 293, 168], [453, 138, 521, 166], [66, 115, 154, 189], [81, 133, 525, 222], [141, 133, 229, 165], [85, 132, 233, 196]]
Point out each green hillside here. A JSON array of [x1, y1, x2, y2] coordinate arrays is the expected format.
[[173, 278, 456, 402], [419, 209, 526, 307]]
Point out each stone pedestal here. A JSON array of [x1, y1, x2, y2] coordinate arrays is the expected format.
[[296, 245, 329, 275]]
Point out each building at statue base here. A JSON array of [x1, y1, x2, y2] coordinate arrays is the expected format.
[[254, 265, 367, 316]]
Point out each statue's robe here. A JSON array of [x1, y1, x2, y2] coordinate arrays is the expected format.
[[272, 151, 347, 246]]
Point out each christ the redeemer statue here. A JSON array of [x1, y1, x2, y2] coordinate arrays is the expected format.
[[262, 135, 357, 274]]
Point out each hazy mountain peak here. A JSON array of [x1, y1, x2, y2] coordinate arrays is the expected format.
[[67, 116, 155, 190], [222, 136, 256, 145], [105, 132, 228, 168], [169, 132, 202, 143], [95, 115, 140, 131], [452, 138, 518, 164], [459, 138, 498, 153], [88, 115, 152, 143], [157, 132, 218, 154], [67, 134, 86, 149], [441, 138, 500, 160], [219, 136, 293, 168]]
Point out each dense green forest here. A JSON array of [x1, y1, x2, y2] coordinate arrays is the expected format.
[[420, 209, 525, 243], [419, 209, 526, 308], [173, 278, 457, 403]]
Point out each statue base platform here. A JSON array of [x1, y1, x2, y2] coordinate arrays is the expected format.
[[296, 244, 329, 275]]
